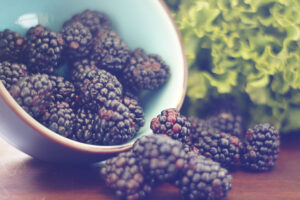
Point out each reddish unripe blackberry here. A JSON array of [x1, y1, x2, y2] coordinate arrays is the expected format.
[[101, 151, 153, 200], [123, 48, 170, 91], [0, 61, 28, 90], [93, 100, 137, 145], [26, 25, 64, 74], [64, 9, 111, 35], [132, 135, 188, 182], [0, 29, 27, 62], [241, 123, 280, 172], [151, 108, 191, 144]]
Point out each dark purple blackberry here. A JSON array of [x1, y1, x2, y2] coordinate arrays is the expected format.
[[123, 94, 145, 131], [192, 128, 243, 169], [174, 152, 232, 200], [132, 135, 187, 182], [71, 107, 98, 144], [100, 151, 153, 200], [49, 75, 76, 107], [188, 116, 209, 143], [150, 108, 191, 144], [40, 101, 75, 138], [0, 61, 28, 90], [91, 30, 130, 73], [63, 9, 111, 35], [61, 22, 92, 60], [0, 29, 27, 62], [93, 100, 136, 145], [78, 69, 123, 109], [26, 25, 64, 74], [9, 74, 54, 118], [123, 48, 170, 91], [207, 111, 243, 137], [70, 58, 97, 86], [241, 123, 280, 172]]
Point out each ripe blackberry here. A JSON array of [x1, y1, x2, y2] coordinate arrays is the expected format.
[[241, 123, 280, 172], [78, 69, 123, 109], [61, 22, 92, 60], [101, 151, 153, 200], [26, 25, 64, 74], [208, 111, 243, 137], [71, 107, 98, 144], [0, 29, 27, 62], [188, 116, 209, 143], [0, 61, 28, 90], [91, 30, 130, 73], [123, 48, 170, 91], [70, 58, 97, 86], [64, 9, 111, 35], [93, 100, 136, 145], [9, 74, 54, 118], [40, 101, 75, 138], [132, 135, 187, 182], [123, 94, 145, 131], [192, 128, 243, 169], [175, 152, 232, 200], [150, 108, 190, 144], [49, 75, 76, 107]]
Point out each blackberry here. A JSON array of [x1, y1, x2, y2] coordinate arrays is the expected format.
[[123, 48, 170, 91], [175, 152, 232, 200], [9, 74, 54, 118], [49, 75, 76, 107], [132, 135, 187, 182], [93, 100, 136, 145], [91, 30, 130, 73], [0, 29, 27, 62], [208, 111, 243, 137], [123, 94, 145, 131], [0, 61, 28, 90], [192, 128, 243, 169], [188, 116, 209, 143], [78, 69, 123, 109], [71, 107, 98, 144], [150, 108, 190, 144], [64, 9, 111, 35], [26, 25, 64, 74], [61, 22, 93, 60], [100, 151, 153, 200], [70, 58, 97, 86], [241, 123, 280, 172], [40, 101, 75, 138]]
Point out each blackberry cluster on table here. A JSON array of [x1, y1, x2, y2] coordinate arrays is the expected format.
[[0, 9, 170, 146]]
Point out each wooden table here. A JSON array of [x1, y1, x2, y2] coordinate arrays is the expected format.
[[0, 134, 300, 200]]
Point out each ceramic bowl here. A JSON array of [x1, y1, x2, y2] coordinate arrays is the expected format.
[[0, 0, 187, 163]]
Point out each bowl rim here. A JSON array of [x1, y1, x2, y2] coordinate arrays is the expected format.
[[0, 0, 188, 154]]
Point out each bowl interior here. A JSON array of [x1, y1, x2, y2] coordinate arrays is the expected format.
[[0, 0, 186, 145]]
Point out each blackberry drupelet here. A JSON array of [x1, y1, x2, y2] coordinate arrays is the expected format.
[[123, 94, 145, 131], [41, 101, 75, 138], [0, 61, 28, 90], [0, 29, 27, 62], [207, 111, 243, 137], [78, 69, 123, 109], [61, 22, 92, 60], [241, 123, 280, 172], [192, 128, 243, 169], [9, 74, 54, 118], [175, 152, 232, 200], [70, 58, 97, 86], [132, 135, 187, 182], [63, 9, 111, 35], [151, 108, 191, 144], [26, 25, 64, 74], [101, 151, 153, 200], [49, 75, 76, 108], [93, 100, 136, 145], [91, 30, 130, 73], [123, 48, 170, 91], [72, 107, 98, 144]]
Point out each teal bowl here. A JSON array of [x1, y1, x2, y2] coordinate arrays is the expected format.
[[0, 0, 187, 163]]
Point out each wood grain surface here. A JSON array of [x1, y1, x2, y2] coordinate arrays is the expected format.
[[0, 134, 299, 200]]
